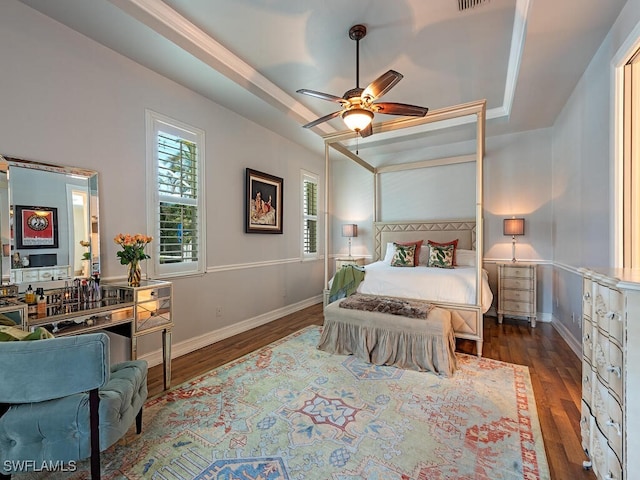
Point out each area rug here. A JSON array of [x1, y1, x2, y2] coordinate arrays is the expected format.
[[52, 326, 549, 479]]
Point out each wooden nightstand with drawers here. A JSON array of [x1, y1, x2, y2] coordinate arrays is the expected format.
[[497, 262, 537, 327]]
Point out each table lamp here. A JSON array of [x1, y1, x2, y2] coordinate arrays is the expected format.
[[341, 224, 358, 259], [503, 218, 525, 262]]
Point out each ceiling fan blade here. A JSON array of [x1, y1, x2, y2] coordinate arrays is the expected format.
[[359, 123, 373, 138], [297, 89, 347, 104], [362, 70, 403, 100], [374, 102, 428, 117], [302, 110, 343, 129]]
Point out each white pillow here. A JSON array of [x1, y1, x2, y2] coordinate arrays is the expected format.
[[383, 242, 395, 263], [456, 249, 476, 266]]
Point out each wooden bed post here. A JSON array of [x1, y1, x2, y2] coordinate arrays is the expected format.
[[374, 171, 379, 223], [324, 142, 330, 290], [475, 103, 486, 357]]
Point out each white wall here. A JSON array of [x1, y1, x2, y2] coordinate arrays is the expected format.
[[551, 0, 640, 349], [0, 1, 326, 359]]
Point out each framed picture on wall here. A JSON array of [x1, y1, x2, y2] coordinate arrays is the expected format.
[[15, 205, 59, 249], [245, 168, 283, 234]]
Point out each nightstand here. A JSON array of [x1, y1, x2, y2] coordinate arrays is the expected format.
[[497, 262, 537, 327], [335, 257, 365, 270]]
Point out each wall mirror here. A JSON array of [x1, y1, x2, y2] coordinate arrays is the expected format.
[[0, 155, 100, 292]]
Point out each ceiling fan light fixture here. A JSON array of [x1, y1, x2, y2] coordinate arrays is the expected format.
[[342, 108, 373, 132]]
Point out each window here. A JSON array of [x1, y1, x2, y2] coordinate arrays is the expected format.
[[621, 49, 640, 268], [302, 170, 319, 258], [146, 110, 205, 277]]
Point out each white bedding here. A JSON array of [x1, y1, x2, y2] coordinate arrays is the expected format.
[[356, 261, 493, 313]]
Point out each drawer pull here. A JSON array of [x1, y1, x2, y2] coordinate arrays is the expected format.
[[606, 419, 622, 436], [583, 375, 590, 386], [607, 311, 621, 322], [584, 292, 591, 300], [607, 365, 621, 378], [605, 473, 616, 480]]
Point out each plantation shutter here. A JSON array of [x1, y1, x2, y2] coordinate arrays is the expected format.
[[302, 172, 318, 256], [157, 133, 199, 265]]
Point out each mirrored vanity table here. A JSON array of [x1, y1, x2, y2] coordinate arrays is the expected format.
[[0, 155, 173, 390]]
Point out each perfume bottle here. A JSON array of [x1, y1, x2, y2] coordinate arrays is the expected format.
[[36, 288, 47, 316], [25, 285, 35, 304]]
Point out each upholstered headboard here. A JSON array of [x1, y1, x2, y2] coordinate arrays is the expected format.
[[373, 219, 476, 261]]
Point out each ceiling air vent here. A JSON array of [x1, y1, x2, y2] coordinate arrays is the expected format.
[[458, 0, 490, 11]]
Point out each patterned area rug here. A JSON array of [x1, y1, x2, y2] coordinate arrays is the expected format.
[[50, 326, 549, 479]]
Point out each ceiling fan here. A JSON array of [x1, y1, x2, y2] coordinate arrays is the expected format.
[[297, 24, 429, 138]]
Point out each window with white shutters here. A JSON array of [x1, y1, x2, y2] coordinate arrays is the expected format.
[[302, 170, 319, 258], [146, 110, 205, 277]]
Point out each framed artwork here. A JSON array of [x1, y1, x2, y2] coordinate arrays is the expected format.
[[245, 168, 283, 234], [15, 205, 59, 249]]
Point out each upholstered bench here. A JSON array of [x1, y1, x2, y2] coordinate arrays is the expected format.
[[319, 294, 457, 376]]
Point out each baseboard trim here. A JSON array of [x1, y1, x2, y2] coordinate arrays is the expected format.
[[494, 312, 552, 323], [140, 295, 323, 367], [537, 312, 553, 323], [550, 316, 581, 359]]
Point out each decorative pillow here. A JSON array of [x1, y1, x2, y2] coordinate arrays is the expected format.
[[395, 240, 423, 266], [456, 249, 476, 266], [390, 243, 416, 267], [0, 325, 54, 342], [427, 244, 455, 268], [428, 239, 459, 265]]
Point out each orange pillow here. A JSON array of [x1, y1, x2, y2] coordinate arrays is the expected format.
[[396, 240, 423, 266], [428, 239, 459, 265]]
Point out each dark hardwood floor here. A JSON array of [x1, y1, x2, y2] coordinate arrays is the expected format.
[[147, 303, 593, 480]]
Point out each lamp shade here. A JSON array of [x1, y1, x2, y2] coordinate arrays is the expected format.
[[342, 224, 358, 238], [342, 109, 373, 132], [503, 218, 525, 236]]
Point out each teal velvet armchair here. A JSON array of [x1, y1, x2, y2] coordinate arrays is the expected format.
[[0, 333, 148, 479]]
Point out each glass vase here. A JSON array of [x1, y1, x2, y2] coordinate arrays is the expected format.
[[127, 260, 141, 287]]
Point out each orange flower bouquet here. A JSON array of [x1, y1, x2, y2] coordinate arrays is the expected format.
[[114, 234, 152, 286]]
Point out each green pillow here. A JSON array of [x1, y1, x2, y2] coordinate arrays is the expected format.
[[427, 244, 455, 268], [0, 325, 55, 342], [391, 243, 416, 267]]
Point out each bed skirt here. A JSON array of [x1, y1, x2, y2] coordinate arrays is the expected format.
[[319, 298, 457, 376]]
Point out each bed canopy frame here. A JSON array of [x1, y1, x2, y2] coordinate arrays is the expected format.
[[321, 99, 487, 353]]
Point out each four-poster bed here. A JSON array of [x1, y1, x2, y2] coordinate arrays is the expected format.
[[321, 100, 489, 356]]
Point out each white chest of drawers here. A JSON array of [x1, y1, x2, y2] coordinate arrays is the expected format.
[[497, 262, 537, 327], [580, 268, 640, 480]]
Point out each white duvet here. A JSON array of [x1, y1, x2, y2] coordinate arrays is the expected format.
[[356, 261, 493, 313]]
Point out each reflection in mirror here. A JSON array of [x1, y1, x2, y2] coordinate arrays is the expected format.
[[0, 156, 99, 292]]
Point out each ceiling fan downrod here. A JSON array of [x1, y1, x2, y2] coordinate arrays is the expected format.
[[349, 24, 367, 89]]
